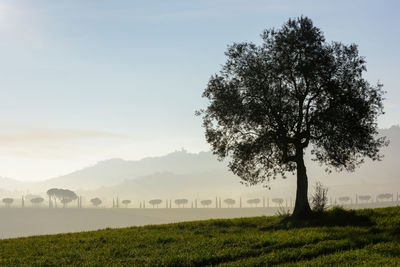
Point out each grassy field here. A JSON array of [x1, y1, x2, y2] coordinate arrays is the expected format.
[[1, 206, 399, 266], [0, 207, 278, 239]]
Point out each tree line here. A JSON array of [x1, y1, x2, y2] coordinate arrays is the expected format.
[[2, 189, 399, 208]]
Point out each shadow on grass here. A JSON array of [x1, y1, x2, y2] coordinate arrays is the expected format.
[[260, 206, 373, 231]]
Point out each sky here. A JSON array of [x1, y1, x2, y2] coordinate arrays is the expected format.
[[0, 0, 399, 181]]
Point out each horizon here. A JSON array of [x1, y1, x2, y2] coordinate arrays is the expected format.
[[2, 148, 212, 182], [1, 0, 400, 181], [3, 124, 400, 182]]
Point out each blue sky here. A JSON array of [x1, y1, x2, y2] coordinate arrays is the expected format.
[[0, 0, 399, 180]]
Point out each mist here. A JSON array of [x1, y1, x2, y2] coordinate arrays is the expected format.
[[0, 126, 398, 238]]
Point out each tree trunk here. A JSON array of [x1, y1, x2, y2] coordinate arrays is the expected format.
[[292, 155, 312, 218]]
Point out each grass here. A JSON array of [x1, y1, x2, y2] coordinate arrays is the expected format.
[[0, 206, 400, 266]]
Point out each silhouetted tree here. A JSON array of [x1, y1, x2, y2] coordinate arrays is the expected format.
[[30, 197, 44, 207], [149, 199, 162, 208], [2, 198, 14, 207], [200, 199, 212, 207], [90, 197, 102, 207], [223, 198, 236, 207], [174, 199, 188, 208], [198, 16, 387, 218], [122, 200, 131, 207]]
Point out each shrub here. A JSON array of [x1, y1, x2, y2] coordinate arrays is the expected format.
[[271, 198, 284, 206], [311, 182, 328, 213]]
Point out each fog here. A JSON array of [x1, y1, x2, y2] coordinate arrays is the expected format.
[[0, 126, 399, 239]]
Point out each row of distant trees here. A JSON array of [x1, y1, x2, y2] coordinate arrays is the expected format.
[[0, 196, 280, 208], [141, 198, 283, 208], [337, 193, 395, 204], [1, 190, 399, 208], [2, 196, 45, 207]]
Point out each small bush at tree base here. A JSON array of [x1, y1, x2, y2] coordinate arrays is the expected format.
[[311, 182, 328, 213]]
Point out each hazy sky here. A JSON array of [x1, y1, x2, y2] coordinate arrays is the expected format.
[[1, 0, 399, 181]]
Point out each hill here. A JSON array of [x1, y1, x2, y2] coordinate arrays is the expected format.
[[41, 150, 227, 190], [0, 177, 30, 191], [1, 206, 399, 266], [83, 170, 257, 200], [1, 126, 400, 197]]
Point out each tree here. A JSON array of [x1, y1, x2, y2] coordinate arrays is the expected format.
[[223, 198, 236, 208], [48, 188, 78, 208], [358, 195, 371, 202], [149, 199, 162, 208], [377, 193, 393, 202], [122, 200, 131, 207], [47, 188, 59, 208], [2, 198, 14, 207], [90, 197, 102, 207], [247, 198, 261, 207], [197, 16, 387, 218], [200, 199, 212, 207], [338, 196, 350, 203], [30, 197, 44, 207], [174, 199, 188, 208]]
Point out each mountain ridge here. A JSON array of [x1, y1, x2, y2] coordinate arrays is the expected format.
[[1, 126, 399, 196]]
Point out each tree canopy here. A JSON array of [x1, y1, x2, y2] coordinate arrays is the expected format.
[[2, 198, 14, 207], [90, 197, 102, 207], [200, 200, 212, 207], [149, 199, 162, 207], [31, 197, 44, 206], [46, 188, 77, 208], [198, 16, 387, 218]]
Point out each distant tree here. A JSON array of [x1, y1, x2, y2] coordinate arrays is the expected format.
[[90, 197, 102, 208], [54, 189, 78, 208], [149, 199, 162, 208], [122, 200, 131, 207], [30, 197, 44, 207], [25, 194, 41, 201], [47, 188, 59, 208], [2, 198, 14, 207], [377, 193, 393, 202], [223, 198, 236, 208], [338, 196, 350, 203], [272, 198, 284, 206], [247, 198, 261, 207], [197, 16, 387, 218], [174, 199, 189, 208], [200, 200, 212, 208], [358, 195, 371, 202]]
